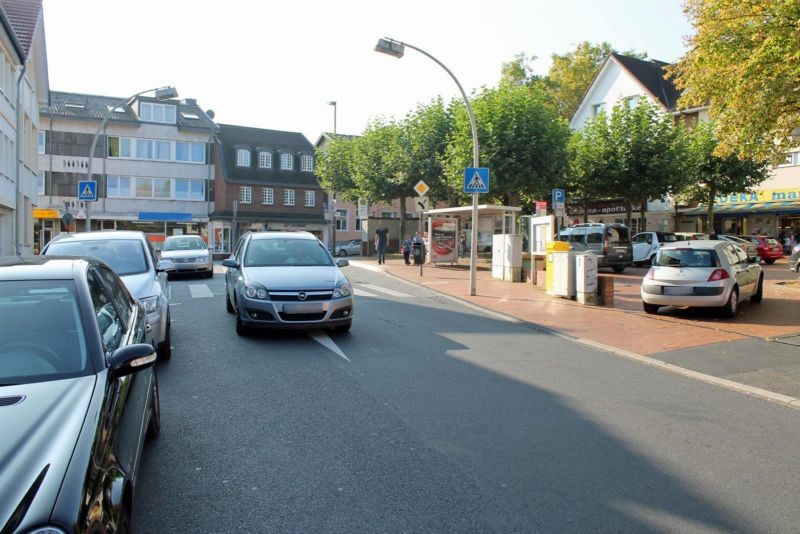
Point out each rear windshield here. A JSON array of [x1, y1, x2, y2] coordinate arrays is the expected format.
[[656, 247, 720, 268], [659, 233, 678, 242], [765, 238, 780, 246], [45, 239, 148, 276], [608, 227, 629, 244]]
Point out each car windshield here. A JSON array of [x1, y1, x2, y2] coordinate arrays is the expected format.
[[660, 233, 678, 242], [46, 239, 148, 276], [0, 280, 89, 384], [656, 248, 720, 268], [244, 238, 333, 267], [163, 237, 207, 251]]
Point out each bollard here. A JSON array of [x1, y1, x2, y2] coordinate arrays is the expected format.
[[597, 275, 615, 307]]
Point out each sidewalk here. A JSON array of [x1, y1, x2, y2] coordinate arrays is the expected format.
[[352, 254, 800, 403]]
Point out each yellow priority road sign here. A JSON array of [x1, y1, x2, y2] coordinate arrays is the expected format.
[[413, 180, 429, 196]]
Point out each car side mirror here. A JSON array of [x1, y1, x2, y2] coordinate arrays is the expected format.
[[156, 259, 175, 272], [108, 343, 157, 377], [336, 258, 349, 268], [222, 258, 240, 269]]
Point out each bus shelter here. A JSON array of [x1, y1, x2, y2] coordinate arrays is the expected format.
[[421, 205, 521, 264]]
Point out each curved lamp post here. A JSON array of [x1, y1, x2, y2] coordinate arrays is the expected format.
[[85, 86, 178, 231], [375, 37, 480, 296]]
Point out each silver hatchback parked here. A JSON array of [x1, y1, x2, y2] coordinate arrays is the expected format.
[[160, 234, 214, 278], [223, 231, 354, 335], [641, 240, 763, 318]]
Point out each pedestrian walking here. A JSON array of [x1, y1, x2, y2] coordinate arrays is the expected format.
[[375, 223, 389, 264], [401, 235, 412, 265]]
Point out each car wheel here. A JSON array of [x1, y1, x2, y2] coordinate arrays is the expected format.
[[205, 270, 214, 278], [721, 287, 739, 318], [158, 314, 172, 361], [339, 250, 347, 257], [765, 259, 776, 265], [649, 254, 657, 266], [146, 372, 161, 440], [750, 274, 764, 303], [225, 290, 234, 313], [336, 321, 352, 333], [643, 302, 660, 314], [612, 265, 625, 273], [116, 506, 132, 534]]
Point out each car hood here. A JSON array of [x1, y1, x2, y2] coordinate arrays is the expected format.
[[122, 271, 157, 300], [245, 266, 346, 290], [161, 249, 208, 259], [0, 376, 96, 528]]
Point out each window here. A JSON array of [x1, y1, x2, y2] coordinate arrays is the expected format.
[[237, 149, 250, 167], [37, 131, 45, 154], [190, 143, 205, 163], [355, 218, 362, 231], [154, 178, 171, 199], [335, 209, 348, 231], [304, 190, 315, 207], [380, 211, 396, 218], [107, 176, 131, 197], [778, 152, 797, 167], [174, 179, 204, 200], [281, 153, 293, 170], [139, 102, 177, 124], [259, 151, 272, 169], [284, 189, 295, 206], [135, 139, 153, 160], [155, 140, 171, 160], [592, 103, 605, 116], [301, 154, 313, 171], [262, 187, 273, 205], [37, 173, 44, 195], [240, 186, 252, 204], [180, 112, 200, 120], [136, 177, 153, 197]]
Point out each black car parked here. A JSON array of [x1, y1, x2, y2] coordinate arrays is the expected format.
[[0, 256, 160, 533], [555, 223, 633, 272]]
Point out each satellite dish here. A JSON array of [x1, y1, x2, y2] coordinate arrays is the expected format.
[[206, 109, 215, 119]]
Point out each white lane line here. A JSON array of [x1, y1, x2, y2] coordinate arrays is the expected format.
[[308, 331, 351, 362], [349, 261, 383, 273], [358, 283, 412, 298], [189, 284, 215, 298], [354, 288, 378, 297]]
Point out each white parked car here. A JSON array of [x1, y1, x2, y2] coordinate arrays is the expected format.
[[160, 234, 214, 278], [641, 240, 763, 318], [632, 231, 678, 265]]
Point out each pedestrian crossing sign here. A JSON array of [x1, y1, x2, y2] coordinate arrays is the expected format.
[[78, 180, 97, 201], [463, 167, 489, 194]]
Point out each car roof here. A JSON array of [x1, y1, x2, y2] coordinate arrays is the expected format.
[[662, 240, 726, 250], [50, 230, 146, 242], [164, 234, 203, 240], [248, 231, 317, 241], [0, 255, 92, 280]]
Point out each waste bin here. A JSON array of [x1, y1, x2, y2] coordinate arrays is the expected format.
[[412, 242, 424, 265]]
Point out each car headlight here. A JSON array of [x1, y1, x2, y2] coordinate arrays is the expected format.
[[244, 283, 269, 300], [140, 295, 160, 314], [332, 280, 352, 298], [794, 244, 800, 253]]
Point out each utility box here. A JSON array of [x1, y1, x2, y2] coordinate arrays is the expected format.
[[491, 234, 522, 282], [545, 240, 570, 292], [575, 253, 598, 305], [550, 251, 575, 298]]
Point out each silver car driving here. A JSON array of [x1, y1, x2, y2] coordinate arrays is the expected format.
[[641, 240, 763, 318], [223, 231, 354, 335], [160, 234, 214, 278]]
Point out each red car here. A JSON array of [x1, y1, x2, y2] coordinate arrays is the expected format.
[[735, 235, 784, 264]]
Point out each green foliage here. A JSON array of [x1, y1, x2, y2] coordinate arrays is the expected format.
[[404, 98, 454, 206], [681, 121, 769, 228], [669, 0, 800, 161], [314, 135, 358, 200]]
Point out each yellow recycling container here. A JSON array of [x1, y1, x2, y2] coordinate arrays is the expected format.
[[545, 240, 570, 292]]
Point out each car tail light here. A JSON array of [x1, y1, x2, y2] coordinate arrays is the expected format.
[[707, 269, 730, 282], [603, 236, 609, 255], [645, 268, 655, 280]]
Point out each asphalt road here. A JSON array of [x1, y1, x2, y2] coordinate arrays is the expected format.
[[133, 266, 800, 533]]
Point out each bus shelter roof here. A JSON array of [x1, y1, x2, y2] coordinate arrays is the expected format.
[[422, 205, 521, 218]]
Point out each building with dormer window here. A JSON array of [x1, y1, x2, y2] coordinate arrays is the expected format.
[[209, 124, 324, 254]]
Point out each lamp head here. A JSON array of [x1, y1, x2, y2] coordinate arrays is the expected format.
[[154, 86, 179, 101], [327, 101, 337, 106], [375, 38, 404, 58]]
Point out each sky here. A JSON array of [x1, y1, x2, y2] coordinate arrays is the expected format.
[[42, 0, 693, 144]]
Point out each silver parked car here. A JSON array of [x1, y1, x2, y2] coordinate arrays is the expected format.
[[223, 231, 354, 335], [332, 239, 362, 257], [641, 240, 763, 318], [790, 243, 800, 275], [160, 234, 214, 278], [41, 230, 175, 359]]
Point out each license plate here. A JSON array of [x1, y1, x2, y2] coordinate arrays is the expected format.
[[283, 302, 324, 314], [663, 286, 693, 296]]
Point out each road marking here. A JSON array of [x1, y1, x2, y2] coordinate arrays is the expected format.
[[358, 283, 412, 298], [349, 261, 383, 273], [308, 331, 350, 362], [354, 288, 378, 297], [189, 284, 214, 298]]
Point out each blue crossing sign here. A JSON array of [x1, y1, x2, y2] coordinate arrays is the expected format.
[[464, 167, 489, 194], [78, 180, 97, 202]]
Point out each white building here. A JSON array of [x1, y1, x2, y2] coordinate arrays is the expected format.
[[0, 0, 48, 255]]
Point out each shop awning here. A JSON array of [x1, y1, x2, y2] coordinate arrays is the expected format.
[[679, 200, 800, 215]]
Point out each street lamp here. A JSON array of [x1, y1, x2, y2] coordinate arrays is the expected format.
[[375, 37, 481, 296], [85, 86, 178, 231]]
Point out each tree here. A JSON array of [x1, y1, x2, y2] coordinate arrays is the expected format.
[[500, 53, 540, 87], [668, 0, 800, 161], [681, 121, 769, 231], [314, 135, 359, 200], [404, 98, 454, 209], [443, 82, 571, 210], [567, 113, 618, 221]]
